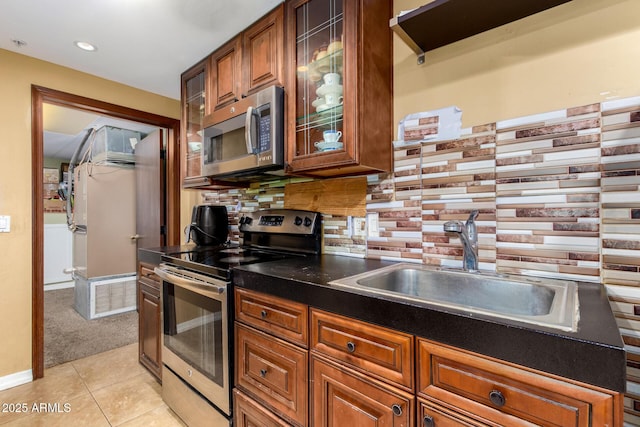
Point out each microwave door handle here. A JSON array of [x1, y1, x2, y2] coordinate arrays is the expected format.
[[245, 106, 255, 154]]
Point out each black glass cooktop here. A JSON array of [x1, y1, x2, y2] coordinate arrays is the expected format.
[[161, 245, 294, 280]]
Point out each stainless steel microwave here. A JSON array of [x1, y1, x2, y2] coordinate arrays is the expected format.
[[201, 85, 284, 179]]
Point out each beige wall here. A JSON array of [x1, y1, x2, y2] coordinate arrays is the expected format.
[[0, 48, 179, 378], [394, 0, 640, 129]]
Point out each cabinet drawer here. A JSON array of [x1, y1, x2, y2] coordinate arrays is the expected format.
[[417, 339, 616, 427], [235, 323, 308, 426], [233, 389, 291, 427], [311, 354, 414, 427], [419, 397, 491, 427], [235, 288, 308, 347], [138, 263, 160, 288], [310, 308, 413, 390], [418, 397, 533, 427]]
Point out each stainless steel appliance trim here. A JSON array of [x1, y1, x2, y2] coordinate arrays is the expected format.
[[240, 209, 320, 235], [154, 264, 226, 298], [162, 365, 230, 425], [161, 262, 231, 417], [201, 85, 284, 178], [245, 105, 254, 154], [163, 347, 230, 415]]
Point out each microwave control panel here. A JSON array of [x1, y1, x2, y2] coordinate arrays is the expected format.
[[258, 108, 271, 153]]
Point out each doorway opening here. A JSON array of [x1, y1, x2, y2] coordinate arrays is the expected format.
[[31, 85, 181, 379]]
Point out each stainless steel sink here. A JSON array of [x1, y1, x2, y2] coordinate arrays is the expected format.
[[329, 263, 579, 332]]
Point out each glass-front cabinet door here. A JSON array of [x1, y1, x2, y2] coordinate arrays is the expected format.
[[293, 0, 344, 156], [287, 0, 347, 174], [286, 0, 393, 177], [181, 60, 207, 187]]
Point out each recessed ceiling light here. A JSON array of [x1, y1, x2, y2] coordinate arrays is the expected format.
[[74, 41, 97, 52]]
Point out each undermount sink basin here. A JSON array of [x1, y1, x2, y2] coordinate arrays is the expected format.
[[329, 263, 579, 332]]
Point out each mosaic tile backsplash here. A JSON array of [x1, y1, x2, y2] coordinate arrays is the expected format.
[[202, 95, 640, 423]]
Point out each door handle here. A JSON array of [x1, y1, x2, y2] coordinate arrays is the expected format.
[[130, 234, 141, 241]]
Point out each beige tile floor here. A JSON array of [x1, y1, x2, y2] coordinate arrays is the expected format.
[[0, 343, 186, 427]]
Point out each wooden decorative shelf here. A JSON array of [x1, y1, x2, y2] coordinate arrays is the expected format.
[[391, 0, 572, 63]]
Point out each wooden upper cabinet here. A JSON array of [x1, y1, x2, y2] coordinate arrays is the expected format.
[[209, 4, 284, 111], [285, 0, 393, 177], [180, 60, 206, 186], [242, 3, 284, 95], [210, 37, 242, 110]]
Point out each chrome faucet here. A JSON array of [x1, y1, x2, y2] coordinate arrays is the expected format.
[[443, 210, 479, 272]]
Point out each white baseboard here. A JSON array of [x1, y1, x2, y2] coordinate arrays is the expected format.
[[0, 370, 32, 391], [44, 281, 74, 291]]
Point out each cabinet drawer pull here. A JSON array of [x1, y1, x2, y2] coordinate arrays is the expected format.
[[346, 341, 356, 353], [260, 310, 267, 319], [260, 368, 267, 378], [391, 404, 403, 416], [489, 389, 506, 407], [423, 415, 435, 427]]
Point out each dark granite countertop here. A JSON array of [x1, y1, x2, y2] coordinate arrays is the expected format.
[[138, 245, 195, 265], [232, 254, 626, 393]]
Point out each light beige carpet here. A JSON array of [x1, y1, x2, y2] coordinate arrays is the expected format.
[[44, 287, 138, 368]]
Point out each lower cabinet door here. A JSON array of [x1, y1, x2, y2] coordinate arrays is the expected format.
[[235, 323, 308, 426], [311, 354, 414, 427], [139, 280, 161, 380], [233, 389, 291, 427]]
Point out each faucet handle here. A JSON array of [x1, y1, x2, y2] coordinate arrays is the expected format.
[[443, 220, 464, 233], [467, 210, 479, 223]]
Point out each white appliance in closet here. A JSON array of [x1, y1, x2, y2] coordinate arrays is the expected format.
[[44, 223, 73, 287]]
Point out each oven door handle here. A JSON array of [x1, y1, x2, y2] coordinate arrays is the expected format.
[[154, 266, 226, 299]]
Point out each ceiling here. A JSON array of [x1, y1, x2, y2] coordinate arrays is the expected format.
[[1, 0, 283, 100], [1, 0, 282, 159]]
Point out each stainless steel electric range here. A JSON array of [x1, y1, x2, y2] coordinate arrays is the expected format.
[[155, 209, 321, 426]]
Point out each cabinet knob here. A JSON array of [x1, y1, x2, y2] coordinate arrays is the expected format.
[[391, 404, 403, 416], [346, 341, 356, 353], [423, 415, 435, 427], [260, 369, 267, 378], [489, 389, 506, 407], [260, 310, 268, 319]]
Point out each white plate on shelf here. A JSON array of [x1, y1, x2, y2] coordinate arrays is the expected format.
[[315, 104, 343, 117], [315, 141, 343, 152], [316, 84, 343, 97]]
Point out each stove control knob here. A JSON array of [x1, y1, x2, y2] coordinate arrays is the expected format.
[[294, 216, 303, 226], [304, 217, 313, 227]]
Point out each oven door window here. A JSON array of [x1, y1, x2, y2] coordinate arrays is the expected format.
[[163, 283, 224, 387]]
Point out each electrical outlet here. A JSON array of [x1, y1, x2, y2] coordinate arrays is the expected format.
[[366, 212, 379, 238], [352, 217, 366, 237]]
